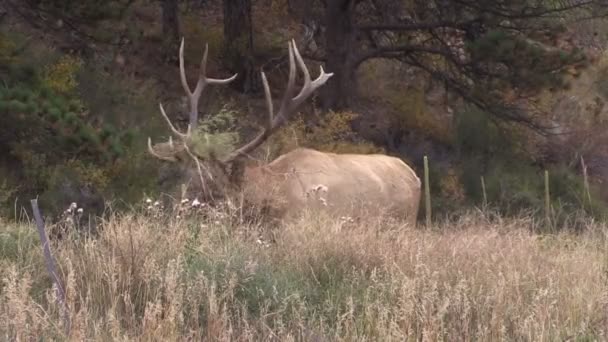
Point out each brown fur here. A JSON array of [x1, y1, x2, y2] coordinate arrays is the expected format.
[[240, 148, 421, 226]]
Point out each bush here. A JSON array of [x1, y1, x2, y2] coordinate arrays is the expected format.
[[0, 30, 162, 216], [455, 106, 608, 226], [181, 13, 224, 63], [42, 55, 83, 95], [26, 0, 132, 24], [388, 86, 452, 144], [270, 110, 384, 158], [191, 103, 242, 160]]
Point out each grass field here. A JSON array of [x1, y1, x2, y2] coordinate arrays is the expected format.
[[1, 208, 607, 341]]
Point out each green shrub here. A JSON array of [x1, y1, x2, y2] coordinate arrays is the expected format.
[[42, 55, 83, 95], [455, 106, 608, 226], [270, 110, 384, 158], [388, 86, 452, 144], [190, 104, 242, 160], [0, 30, 161, 215], [27, 0, 132, 24]]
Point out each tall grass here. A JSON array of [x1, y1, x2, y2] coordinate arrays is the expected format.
[[0, 208, 607, 341]]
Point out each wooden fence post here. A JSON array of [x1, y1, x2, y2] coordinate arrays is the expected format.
[[30, 199, 71, 335], [424, 156, 431, 227]]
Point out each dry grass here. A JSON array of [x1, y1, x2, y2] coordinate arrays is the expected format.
[[0, 209, 607, 341]]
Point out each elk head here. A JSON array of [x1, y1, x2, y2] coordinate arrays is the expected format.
[[148, 38, 333, 200]]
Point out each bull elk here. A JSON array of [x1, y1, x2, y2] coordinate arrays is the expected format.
[[148, 38, 421, 226]]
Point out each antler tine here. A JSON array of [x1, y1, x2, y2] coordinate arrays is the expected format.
[[192, 43, 239, 97], [261, 71, 274, 129], [148, 137, 177, 162], [292, 39, 311, 86], [159, 102, 189, 138], [276, 41, 297, 123], [147, 101, 190, 160], [199, 44, 239, 86], [180, 38, 238, 130], [291, 39, 333, 109], [179, 38, 192, 97], [221, 39, 333, 163]]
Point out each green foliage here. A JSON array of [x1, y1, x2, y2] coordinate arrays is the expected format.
[[42, 55, 83, 94], [27, 0, 132, 23], [181, 221, 381, 326], [0, 30, 162, 215], [455, 106, 608, 226], [593, 56, 608, 99], [0, 33, 17, 65], [0, 180, 17, 218], [191, 104, 241, 160], [181, 13, 225, 63], [0, 221, 38, 264], [454, 105, 516, 158], [271, 111, 384, 158], [466, 29, 585, 93], [0, 41, 130, 163], [388, 86, 452, 144], [104, 150, 159, 206], [0, 84, 127, 162]]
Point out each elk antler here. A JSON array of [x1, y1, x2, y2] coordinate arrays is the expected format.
[[148, 38, 238, 161], [222, 39, 333, 163]]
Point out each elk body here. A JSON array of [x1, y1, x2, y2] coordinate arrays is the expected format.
[[241, 148, 421, 226], [148, 38, 421, 226]]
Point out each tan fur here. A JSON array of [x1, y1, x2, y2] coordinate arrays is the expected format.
[[241, 148, 421, 226]]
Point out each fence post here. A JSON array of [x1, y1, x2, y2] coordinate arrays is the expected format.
[[30, 199, 71, 335], [544, 170, 551, 226], [581, 156, 591, 209], [481, 175, 487, 209], [424, 156, 431, 227]]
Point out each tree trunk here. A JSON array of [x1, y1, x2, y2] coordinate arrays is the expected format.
[[161, 0, 179, 46], [321, 0, 356, 111], [222, 0, 257, 93]]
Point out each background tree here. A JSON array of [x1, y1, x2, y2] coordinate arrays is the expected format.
[[292, 0, 606, 130], [222, 0, 257, 93], [160, 0, 180, 52], [7, 0, 135, 55]]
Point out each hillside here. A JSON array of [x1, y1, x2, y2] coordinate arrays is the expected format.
[[1, 0, 608, 223]]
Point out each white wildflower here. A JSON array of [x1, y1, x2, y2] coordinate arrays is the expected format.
[[191, 198, 201, 207], [181, 198, 189, 204], [77, 208, 83, 214], [154, 201, 160, 207], [145, 198, 152, 204]]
